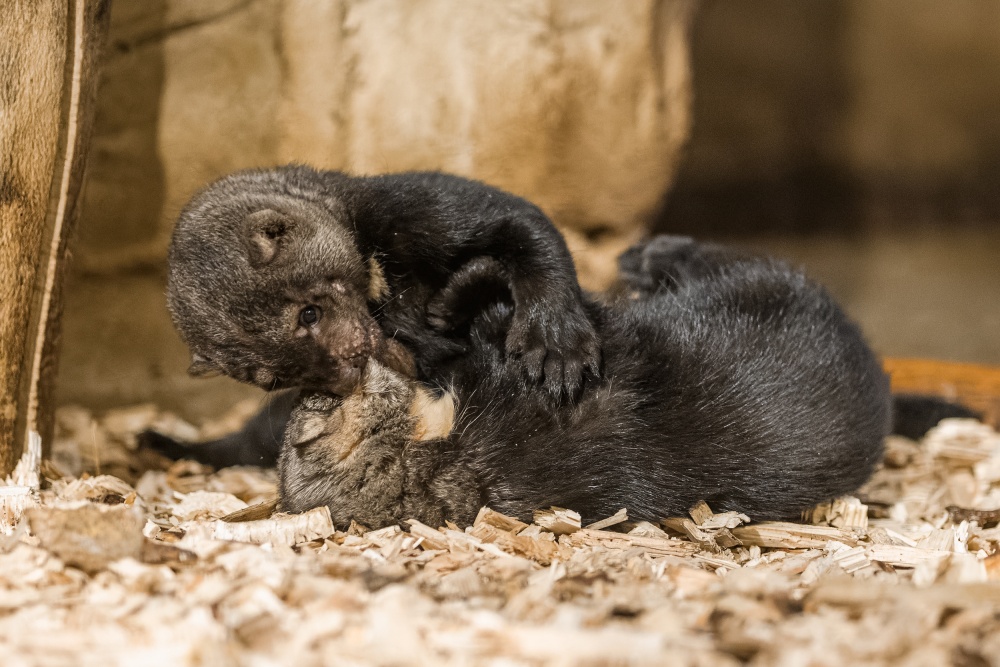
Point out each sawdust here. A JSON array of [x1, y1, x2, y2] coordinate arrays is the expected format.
[[2, 407, 1000, 666]]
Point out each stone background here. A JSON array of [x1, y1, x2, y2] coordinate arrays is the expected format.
[[57, 0, 695, 419], [665, 0, 1000, 231], [56, 0, 1000, 421]]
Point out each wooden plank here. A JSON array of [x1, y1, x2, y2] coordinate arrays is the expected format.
[[884, 357, 1000, 427], [533, 506, 582, 535], [0, 0, 110, 475], [731, 521, 861, 549]]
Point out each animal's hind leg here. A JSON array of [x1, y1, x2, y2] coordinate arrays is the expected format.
[[615, 235, 743, 297]]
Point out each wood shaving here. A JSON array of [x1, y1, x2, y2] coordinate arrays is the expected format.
[[585, 507, 629, 530], [1, 408, 1000, 665], [0, 431, 41, 535], [532, 506, 581, 534]]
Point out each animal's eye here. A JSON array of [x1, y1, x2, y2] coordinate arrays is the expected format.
[[299, 305, 322, 327]]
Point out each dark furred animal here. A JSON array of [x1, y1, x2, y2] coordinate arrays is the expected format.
[[150, 177, 972, 523], [167, 165, 599, 399], [150, 228, 979, 525], [153, 162, 950, 524], [270, 236, 894, 526]]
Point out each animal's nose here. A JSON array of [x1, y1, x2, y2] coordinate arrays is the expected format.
[[321, 319, 371, 359]]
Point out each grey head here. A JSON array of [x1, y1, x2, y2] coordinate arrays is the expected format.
[[167, 166, 390, 395], [278, 360, 417, 520], [278, 359, 459, 524]]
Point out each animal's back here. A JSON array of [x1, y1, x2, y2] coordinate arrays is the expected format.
[[451, 259, 891, 522], [615, 259, 891, 519]]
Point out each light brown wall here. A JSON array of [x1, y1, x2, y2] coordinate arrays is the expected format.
[[58, 0, 695, 418], [75, 0, 695, 281], [660, 0, 1000, 367], [838, 1, 1000, 181]]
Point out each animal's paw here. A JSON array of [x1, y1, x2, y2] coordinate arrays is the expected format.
[[426, 256, 510, 332], [425, 292, 464, 332], [617, 235, 700, 293], [505, 298, 601, 400]]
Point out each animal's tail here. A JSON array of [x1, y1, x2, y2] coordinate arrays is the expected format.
[[138, 389, 297, 468], [891, 393, 982, 440]]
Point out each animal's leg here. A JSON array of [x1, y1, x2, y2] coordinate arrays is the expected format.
[[616, 235, 744, 296], [139, 390, 297, 468]]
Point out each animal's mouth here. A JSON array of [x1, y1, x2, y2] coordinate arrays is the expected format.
[[326, 354, 369, 396], [322, 319, 401, 395]]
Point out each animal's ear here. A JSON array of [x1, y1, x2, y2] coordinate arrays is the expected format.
[[245, 209, 293, 267], [188, 353, 222, 378], [367, 257, 390, 301], [288, 413, 331, 447], [410, 387, 456, 442]]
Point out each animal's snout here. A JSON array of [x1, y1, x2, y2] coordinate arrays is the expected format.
[[319, 317, 374, 361], [326, 354, 369, 396], [345, 355, 367, 372]]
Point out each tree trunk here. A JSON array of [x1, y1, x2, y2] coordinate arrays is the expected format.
[[0, 0, 110, 475]]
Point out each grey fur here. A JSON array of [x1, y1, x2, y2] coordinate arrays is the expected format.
[[278, 361, 479, 529]]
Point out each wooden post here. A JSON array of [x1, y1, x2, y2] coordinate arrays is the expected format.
[[0, 0, 110, 475]]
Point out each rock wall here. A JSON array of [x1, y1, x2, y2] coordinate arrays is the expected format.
[[58, 0, 695, 417], [278, 0, 694, 283], [76, 0, 694, 283], [663, 0, 1000, 232]]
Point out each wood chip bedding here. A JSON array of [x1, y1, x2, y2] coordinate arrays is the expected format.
[[1, 403, 999, 666]]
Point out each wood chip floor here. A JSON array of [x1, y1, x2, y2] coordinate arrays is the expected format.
[[2, 403, 999, 666]]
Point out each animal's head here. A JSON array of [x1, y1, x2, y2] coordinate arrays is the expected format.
[[278, 360, 455, 521], [284, 361, 416, 459], [167, 166, 403, 395], [277, 360, 413, 518]]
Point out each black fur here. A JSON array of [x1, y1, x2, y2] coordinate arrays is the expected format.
[[425, 247, 891, 523], [166, 165, 599, 399], [155, 225, 901, 524], [148, 238, 959, 483], [891, 393, 981, 441]]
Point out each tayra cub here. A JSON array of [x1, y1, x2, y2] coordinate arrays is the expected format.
[[167, 165, 599, 399], [279, 360, 478, 529], [155, 163, 951, 523], [275, 237, 894, 526]]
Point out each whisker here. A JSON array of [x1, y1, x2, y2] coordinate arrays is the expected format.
[[371, 286, 412, 316]]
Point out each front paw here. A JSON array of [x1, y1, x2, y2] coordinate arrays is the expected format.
[[425, 297, 456, 332], [505, 302, 601, 400], [427, 256, 510, 332], [617, 235, 698, 293]]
